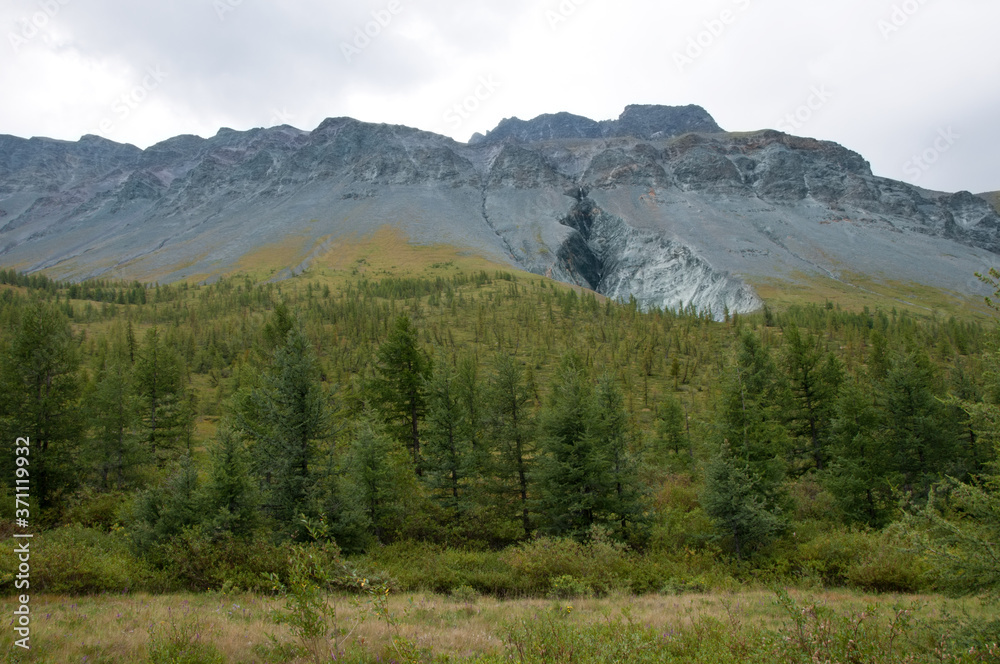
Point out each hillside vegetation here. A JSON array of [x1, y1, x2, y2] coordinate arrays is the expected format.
[[1, 249, 999, 660]]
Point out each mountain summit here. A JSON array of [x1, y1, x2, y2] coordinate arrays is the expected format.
[[1, 105, 998, 316], [469, 104, 723, 145]]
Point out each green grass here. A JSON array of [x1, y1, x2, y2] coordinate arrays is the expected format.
[[0, 590, 995, 662]]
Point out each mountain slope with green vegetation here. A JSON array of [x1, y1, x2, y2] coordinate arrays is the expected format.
[[1, 251, 999, 660]]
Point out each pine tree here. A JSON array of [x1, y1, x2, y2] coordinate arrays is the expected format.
[[422, 357, 473, 519], [655, 396, 689, 461], [484, 353, 535, 538], [370, 315, 431, 474], [87, 325, 145, 490], [134, 327, 190, 465], [701, 447, 787, 560], [233, 324, 331, 531], [592, 374, 648, 541], [825, 375, 894, 527], [203, 425, 259, 538], [534, 354, 613, 540], [880, 347, 961, 493], [705, 330, 790, 554], [783, 325, 843, 473], [0, 301, 83, 511], [340, 418, 415, 545], [130, 454, 204, 551]]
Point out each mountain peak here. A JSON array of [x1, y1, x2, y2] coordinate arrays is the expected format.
[[469, 104, 723, 145]]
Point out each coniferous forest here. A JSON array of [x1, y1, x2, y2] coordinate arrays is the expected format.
[[1, 264, 999, 662]]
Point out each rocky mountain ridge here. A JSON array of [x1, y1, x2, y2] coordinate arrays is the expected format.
[[2, 105, 998, 317]]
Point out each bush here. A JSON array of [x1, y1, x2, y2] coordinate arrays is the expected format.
[[502, 529, 630, 597], [362, 541, 517, 595], [0, 525, 166, 594], [794, 527, 929, 592]]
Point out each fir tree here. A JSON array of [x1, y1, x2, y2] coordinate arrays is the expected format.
[[422, 356, 473, 519], [134, 327, 190, 465], [87, 325, 145, 490], [484, 353, 535, 538], [534, 354, 613, 540], [340, 418, 415, 545], [0, 301, 83, 511], [371, 315, 431, 474], [232, 324, 331, 530], [203, 425, 259, 538]]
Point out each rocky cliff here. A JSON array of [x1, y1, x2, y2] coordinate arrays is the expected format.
[[2, 105, 998, 317]]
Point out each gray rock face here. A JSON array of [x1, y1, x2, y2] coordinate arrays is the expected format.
[[469, 105, 723, 145], [2, 106, 998, 318]]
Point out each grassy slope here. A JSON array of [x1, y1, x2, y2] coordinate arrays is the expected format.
[[210, 225, 989, 320]]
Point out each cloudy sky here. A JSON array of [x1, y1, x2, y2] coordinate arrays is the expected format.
[[2, 0, 998, 193]]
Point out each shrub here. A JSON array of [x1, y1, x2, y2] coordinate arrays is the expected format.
[[0, 525, 166, 594], [794, 527, 929, 592]]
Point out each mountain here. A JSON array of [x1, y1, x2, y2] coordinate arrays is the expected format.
[[980, 191, 1000, 214], [1, 105, 998, 317]]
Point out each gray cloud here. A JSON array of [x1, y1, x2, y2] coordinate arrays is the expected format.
[[1, 0, 997, 193]]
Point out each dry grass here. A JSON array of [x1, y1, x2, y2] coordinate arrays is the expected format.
[[0, 590, 991, 663], [751, 270, 993, 321]]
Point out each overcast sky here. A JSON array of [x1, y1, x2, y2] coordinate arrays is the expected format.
[[2, 0, 998, 193]]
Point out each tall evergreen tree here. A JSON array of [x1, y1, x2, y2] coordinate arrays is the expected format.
[[534, 355, 615, 540], [825, 375, 893, 527], [0, 301, 82, 512], [783, 325, 843, 473], [87, 325, 145, 490], [371, 315, 431, 474], [134, 327, 190, 465], [422, 357, 473, 519], [340, 418, 415, 545], [880, 347, 962, 493], [702, 447, 787, 560], [705, 330, 790, 554], [484, 353, 535, 538], [232, 323, 331, 530], [203, 425, 259, 538], [592, 374, 648, 541]]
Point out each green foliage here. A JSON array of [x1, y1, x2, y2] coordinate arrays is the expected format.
[[202, 425, 260, 538], [85, 321, 146, 490], [135, 327, 192, 464], [231, 322, 332, 531], [2, 263, 998, 601], [783, 324, 843, 473], [0, 300, 83, 512], [902, 476, 1000, 596], [422, 355, 475, 519], [129, 454, 204, 551], [369, 314, 431, 472], [0, 525, 165, 594], [340, 418, 418, 545], [702, 451, 787, 560], [483, 352, 536, 539]]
